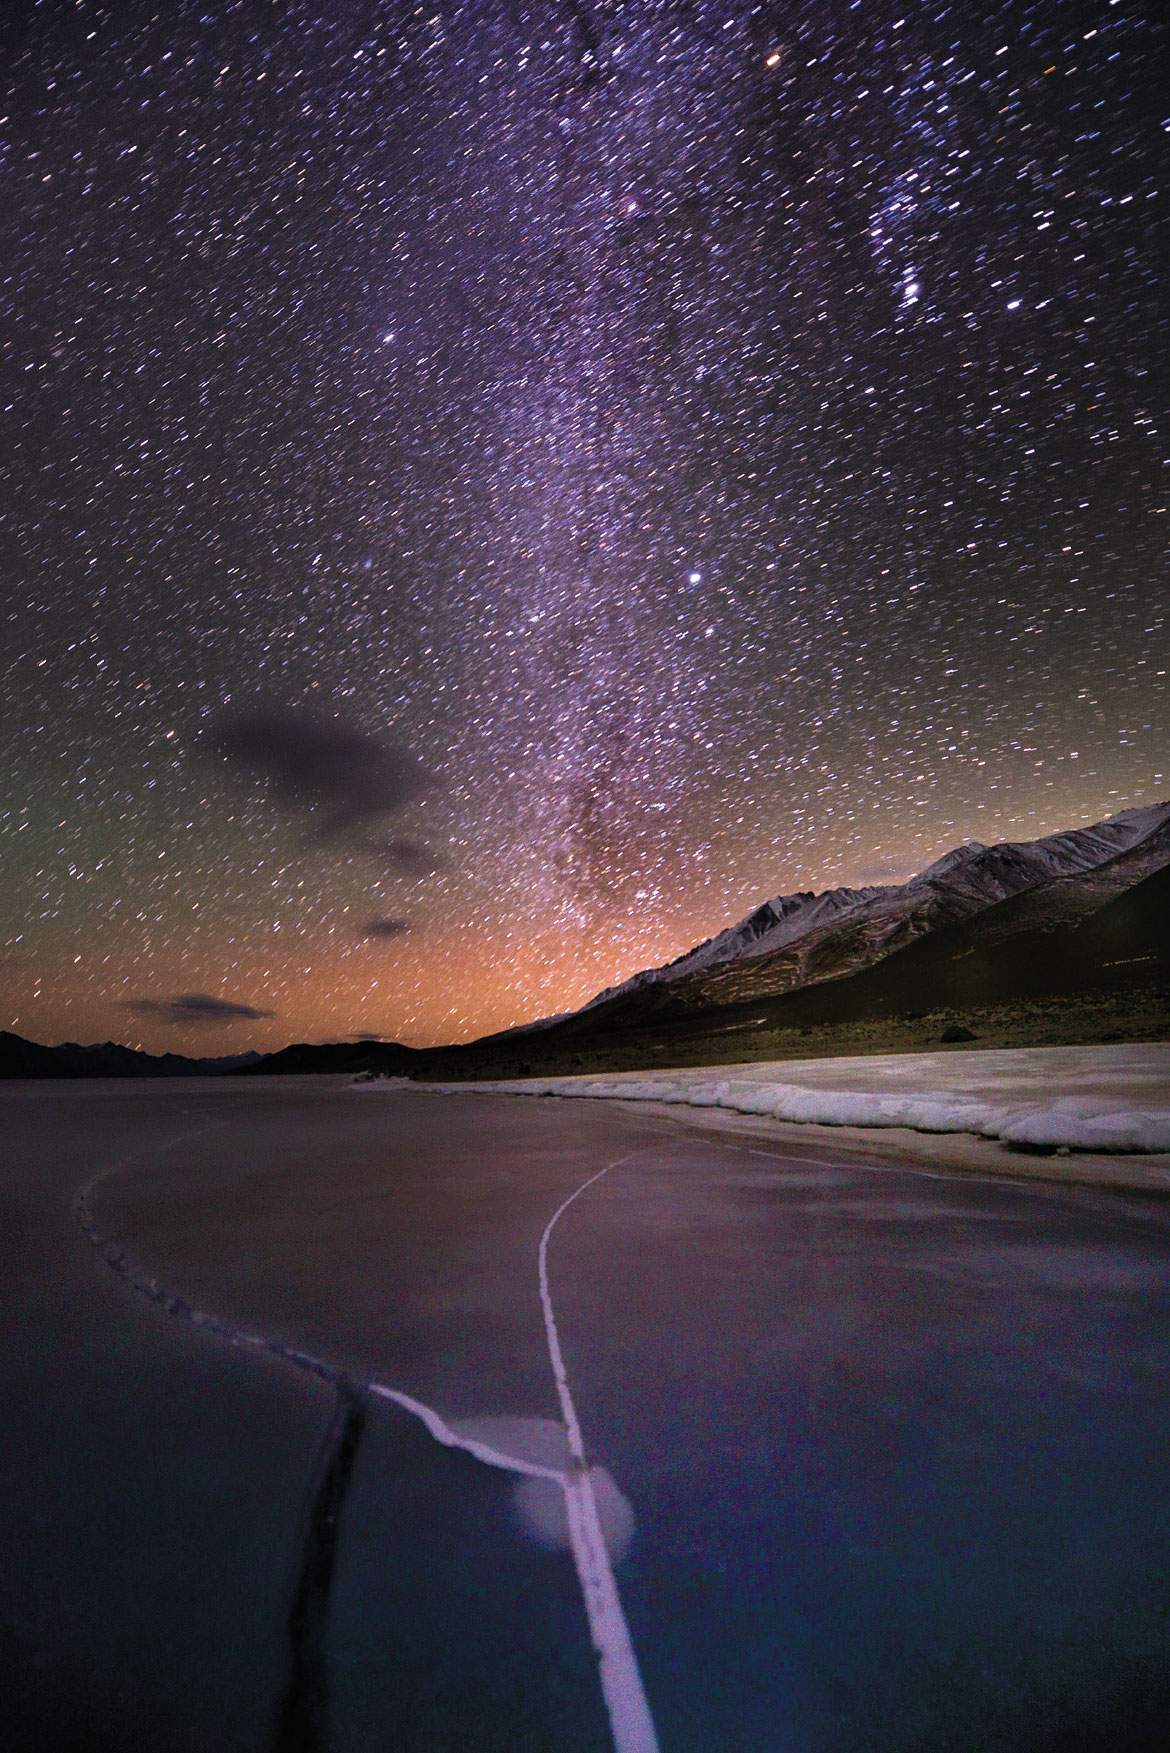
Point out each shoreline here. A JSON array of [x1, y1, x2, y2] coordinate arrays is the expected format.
[[393, 1043, 1170, 1195]]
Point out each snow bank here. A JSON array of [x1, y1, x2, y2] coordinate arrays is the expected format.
[[409, 1047, 1170, 1155]]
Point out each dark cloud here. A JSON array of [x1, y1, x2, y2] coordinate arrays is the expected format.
[[211, 705, 430, 841], [361, 918, 411, 939], [123, 992, 275, 1024], [368, 836, 442, 876], [352, 1031, 385, 1041]]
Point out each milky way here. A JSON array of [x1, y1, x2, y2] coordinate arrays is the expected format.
[[1, 0, 1165, 1050]]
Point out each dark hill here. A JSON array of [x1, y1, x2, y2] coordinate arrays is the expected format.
[[241, 1039, 419, 1077], [0, 1028, 416, 1081], [0, 1031, 219, 1079], [0, 1028, 418, 1081]]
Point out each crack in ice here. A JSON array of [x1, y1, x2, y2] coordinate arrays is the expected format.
[[76, 1131, 660, 1753]]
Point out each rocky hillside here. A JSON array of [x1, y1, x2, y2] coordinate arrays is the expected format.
[[574, 801, 1170, 1025]]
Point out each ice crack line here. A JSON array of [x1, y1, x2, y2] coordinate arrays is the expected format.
[[76, 1138, 660, 1753], [537, 1156, 661, 1753]]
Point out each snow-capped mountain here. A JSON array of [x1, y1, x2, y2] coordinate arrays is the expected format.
[[581, 801, 1170, 1017]]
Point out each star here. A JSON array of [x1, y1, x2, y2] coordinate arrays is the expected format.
[[0, 0, 1162, 1052]]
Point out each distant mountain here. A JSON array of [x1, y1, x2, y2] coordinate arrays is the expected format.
[[240, 1039, 418, 1076], [0, 1030, 415, 1081], [0, 1032, 227, 1079], [420, 801, 1170, 1077]]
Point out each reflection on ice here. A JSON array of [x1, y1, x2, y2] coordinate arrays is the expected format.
[[451, 1415, 636, 1565], [514, 1468, 635, 1565], [912, 1244, 1170, 1292], [450, 1413, 570, 1472]]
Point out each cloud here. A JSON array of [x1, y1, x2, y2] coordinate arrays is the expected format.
[[211, 704, 430, 840], [367, 835, 441, 875], [123, 992, 275, 1024], [361, 917, 410, 939], [352, 1031, 385, 1041]]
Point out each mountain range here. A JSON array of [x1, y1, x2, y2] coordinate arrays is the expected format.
[[0, 1031, 426, 1081], [5, 801, 1168, 1080], [424, 799, 1170, 1076], [0, 1034, 267, 1080], [579, 801, 1170, 1014]]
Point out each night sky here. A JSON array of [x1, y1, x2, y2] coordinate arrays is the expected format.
[[1, 0, 1165, 1053]]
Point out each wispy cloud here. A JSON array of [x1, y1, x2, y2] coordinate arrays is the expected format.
[[123, 992, 275, 1024], [365, 836, 440, 875], [211, 704, 431, 841]]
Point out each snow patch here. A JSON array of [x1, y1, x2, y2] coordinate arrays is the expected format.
[[412, 1046, 1170, 1156]]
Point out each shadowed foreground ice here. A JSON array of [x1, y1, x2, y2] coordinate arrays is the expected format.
[[7, 1077, 1170, 1751]]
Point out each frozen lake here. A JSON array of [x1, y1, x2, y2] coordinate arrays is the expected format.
[[2, 1075, 1170, 1750]]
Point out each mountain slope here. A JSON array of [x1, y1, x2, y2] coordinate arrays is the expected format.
[[415, 801, 1170, 1078], [748, 856, 1170, 1029], [572, 801, 1170, 1027]]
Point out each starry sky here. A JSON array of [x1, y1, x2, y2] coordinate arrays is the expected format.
[[1, 0, 1165, 1054]]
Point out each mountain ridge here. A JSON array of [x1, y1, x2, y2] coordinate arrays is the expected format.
[[0, 1028, 422, 1082], [419, 799, 1170, 1077], [572, 800, 1170, 1022], [0, 1032, 267, 1080]]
